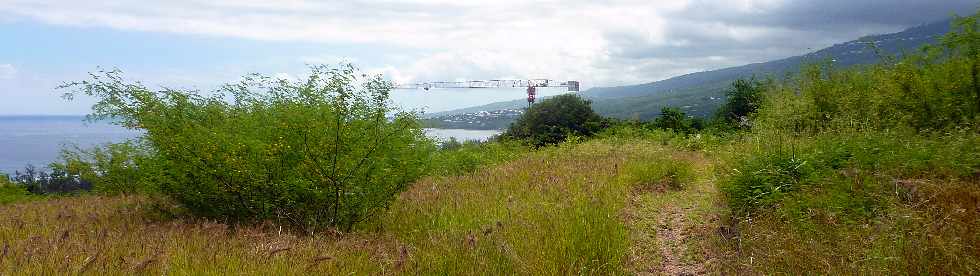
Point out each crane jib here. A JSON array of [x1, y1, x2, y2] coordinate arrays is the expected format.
[[394, 80, 580, 92]]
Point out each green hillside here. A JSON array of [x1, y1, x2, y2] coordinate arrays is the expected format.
[[427, 18, 953, 129]]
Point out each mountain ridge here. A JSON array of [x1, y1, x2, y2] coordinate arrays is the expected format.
[[425, 18, 953, 128]]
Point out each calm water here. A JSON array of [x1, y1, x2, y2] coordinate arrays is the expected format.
[[0, 116, 139, 175], [0, 116, 499, 175], [424, 128, 501, 142]]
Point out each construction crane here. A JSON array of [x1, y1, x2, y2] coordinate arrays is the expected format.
[[395, 79, 580, 106]]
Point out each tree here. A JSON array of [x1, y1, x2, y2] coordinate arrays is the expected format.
[[653, 107, 691, 131], [718, 78, 766, 129], [502, 94, 605, 147]]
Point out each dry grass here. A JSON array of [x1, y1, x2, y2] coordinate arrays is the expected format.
[[0, 138, 685, 274], [0, 195, 399, 275]]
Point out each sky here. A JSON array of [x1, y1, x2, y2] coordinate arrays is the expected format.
[[0, 0, 976, 115]]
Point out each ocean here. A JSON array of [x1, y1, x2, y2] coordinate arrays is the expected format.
[[0, 116, 500, 175]]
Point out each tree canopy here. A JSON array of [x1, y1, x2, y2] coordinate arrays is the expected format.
[[503, 94, 605, 147]]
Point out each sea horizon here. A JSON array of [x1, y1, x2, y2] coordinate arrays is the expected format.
[[0, 115, 499, 175]]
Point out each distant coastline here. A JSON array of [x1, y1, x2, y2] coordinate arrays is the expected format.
[[0, 116, 499, 175]]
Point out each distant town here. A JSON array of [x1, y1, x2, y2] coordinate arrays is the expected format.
[[424, 108, 525, 130]]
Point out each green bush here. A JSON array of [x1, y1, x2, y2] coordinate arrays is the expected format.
[[437, 137, 464, 151], [62, 64, 435, 231], [722, 14, 980, 218], [652, 107, 692, 132], [723, 130, 979, 221], [502, 94, 606, 147], [0, 184, 32, 204], [755, 14, 980, 134], [722, 149, 812, 216], [607, 106, 705, 135], [53, 141, 157, 195], [0, 174, 34, 204], [715, 78, 767, 129]]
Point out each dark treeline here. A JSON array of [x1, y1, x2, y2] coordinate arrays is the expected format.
[[3, 165, 92, 194]]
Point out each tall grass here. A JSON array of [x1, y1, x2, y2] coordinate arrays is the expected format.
[[426, 140, 528, 176], [379, 139, 666, 274], [713, 13, 980, 274], [0, 196, 392, 274], [0, 137, 683, 274]]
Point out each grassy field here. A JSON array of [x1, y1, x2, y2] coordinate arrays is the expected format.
[[5, 9, 980, 275], [2, 130, 978, 274], [0, 137, 713, 274]]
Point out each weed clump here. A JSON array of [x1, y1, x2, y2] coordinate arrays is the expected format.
[[722, 151, 811, 215]]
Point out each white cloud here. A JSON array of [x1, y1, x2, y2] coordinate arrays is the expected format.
[[0, 0, 971, 89], [299, 55, 357, 66], [273, 72, 295, 81], [0, 64, 16, 80], [0, 0, 694, 87]]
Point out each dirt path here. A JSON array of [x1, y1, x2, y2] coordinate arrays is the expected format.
[[625, 152, 720, 275], [655, 205, 705, 275]]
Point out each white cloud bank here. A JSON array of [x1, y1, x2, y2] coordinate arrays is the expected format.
[[0, 0, 974, 88], [0, 64, 16, 80]]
